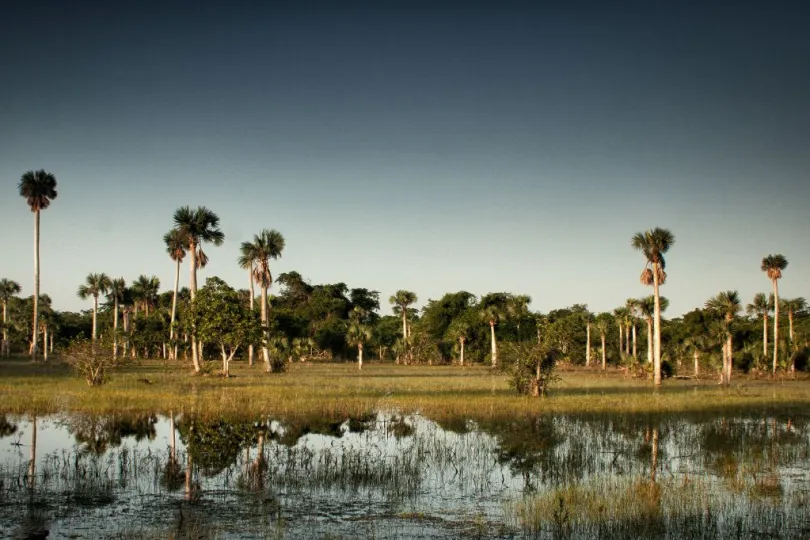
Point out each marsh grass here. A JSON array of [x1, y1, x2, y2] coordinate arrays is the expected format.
[[2, 356, 810, 420]]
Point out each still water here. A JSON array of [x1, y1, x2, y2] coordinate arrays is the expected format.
[[1, 411, 809, 539]]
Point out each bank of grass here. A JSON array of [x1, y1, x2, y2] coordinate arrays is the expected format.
[[1, 356, 809, 420]]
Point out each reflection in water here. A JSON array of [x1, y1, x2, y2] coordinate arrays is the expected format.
[[0, 411, 809, 538]]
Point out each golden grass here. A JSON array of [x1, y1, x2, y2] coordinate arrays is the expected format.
[[1, 357, 809, 420]]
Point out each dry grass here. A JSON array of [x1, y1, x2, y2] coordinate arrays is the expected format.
[[1, 356, 809, 421]]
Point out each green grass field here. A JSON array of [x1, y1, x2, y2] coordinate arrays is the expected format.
[[2, 356, 809, 420]]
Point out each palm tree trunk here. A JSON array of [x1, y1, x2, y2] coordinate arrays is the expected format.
[[189, 242, 201, 373], [261, 283, 270, 372], [626, 323, 631, 355], [123, 311, 129, 356], [650, 428, 659, 484], [170, 258, 180, 357], [789, 311, 795, 342], [632, 325, 637, 358], [2, 300, 8, 357], [459, 338, 465, 366], [358, 343, 363, 370], [618, 325, 623, 357], [647, 319, 653, 364], [763, 314, 769, 359], [693, 349, 699, 377], [113, 298, 119, 358], [601, 334, 606, 370], [772, 279, 779, 374], [49, 332, 53, 354], [92, 295, 98, 341], [490, 322, 497, 367], [402, 310, 407, 341], [221, 344, 229, 377], [586, 323, 591, 367], [248, 267, 255, 367], [725, 331, 733, 385], [42, 325, 48, 362], [31, 210, 40, 361], [652, 263, 662, 386]]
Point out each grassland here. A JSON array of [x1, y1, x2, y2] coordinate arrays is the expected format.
[[1, 356, 809, 420]]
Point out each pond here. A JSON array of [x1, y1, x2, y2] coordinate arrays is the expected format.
[[1, 410, 809, 539]]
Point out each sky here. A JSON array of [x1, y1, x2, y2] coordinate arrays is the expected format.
[[1, 0, 808, 316]]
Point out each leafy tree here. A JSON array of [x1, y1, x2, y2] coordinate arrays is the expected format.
[[77, 273, 111, 341], [173, 206, 225, 371], [632, 227, 675, 386], [761, 254, 788, 373], [63, 335, 129, 386], [186, 277, 260, 377], [0, 279, 21, 357], [19, 169, 58, 361], [705, 290, 741, 386], [239, 229, 285, 372], [501, 339, 560, 397]]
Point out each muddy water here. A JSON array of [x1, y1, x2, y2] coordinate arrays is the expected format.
[[1, 412, 808, 539]]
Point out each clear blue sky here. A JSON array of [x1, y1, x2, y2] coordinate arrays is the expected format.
[[1, 1, 808, 316]]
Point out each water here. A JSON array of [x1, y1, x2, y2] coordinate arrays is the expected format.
[[1, 411, 809, 538]]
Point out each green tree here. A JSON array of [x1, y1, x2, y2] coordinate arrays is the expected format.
[[239, 229, 285, 373], [77, 273, 112, 342], [705, 290, 741, 386], [389, 290, 418, 341], [0, 279, 21, 357], [19, 169, 58, 361], [632, 227, 675, 386], [761, 254, 788, 374], [187, 277, 260, 377], [173, 206, 225, 372], [107, 278, 126, 357], [164, 228, 187, 356], [746, 293, 772, 360]]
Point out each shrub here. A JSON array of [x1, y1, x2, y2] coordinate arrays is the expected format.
[[62, 337, 130, 386], [501, 341, 560, 397]]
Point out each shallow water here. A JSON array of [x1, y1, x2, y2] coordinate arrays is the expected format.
[[1, 411, 809, 539]]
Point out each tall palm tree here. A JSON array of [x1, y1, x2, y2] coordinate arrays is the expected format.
[[132, 275, 161, 316], [447, 319, 470, 366], [632, 227, 675, 386], [746, 293, 771, 359], [761, 254, 788, 374], [625, 298, 639, 358], [389, 290, 418, 341], [594, 314, 610, 370], [173, 206, 225, 371], [238, 229, 285, 372], [164, 229, 187, 356], [706, 290, 741, 386], [19, 170, 58, 361], [346, 319, 372, 370], [781, 297, 806, 343], [77, 273, 112, 341], [0, 279, 22, 357], [479, 304, 506, 367], [637, 295, 669, 367], [107, 278, 126, 357]]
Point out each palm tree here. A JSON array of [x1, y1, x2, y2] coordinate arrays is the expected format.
[[164, 229, 187, 357], [637, 296, 669, 366], [479, 304, 506, 367], [346, 320, 372, 370], [613, 307, 628, 355], [0, 279, 22, 357], [132, 275, 160, 316], [389, 290, 418, 341], [632, 227, 675, 386], [781, 297, 806, 343], [19, 170, 58, 361], [594, 315, 610, 370], [761, 254, 787, 374], [507, 294, 531, 340], [77, 273, 112, 341], [746, 293, 772, 359], [107, 278, 126, 357], [583, 311, 593, 367], [706, 290, 741, 386], [239, 229, 285, 373], [626, 298, 639, 358], [238, 250, 256, 367], [173, 206, 225, 371], [447, 319, 470, 366]]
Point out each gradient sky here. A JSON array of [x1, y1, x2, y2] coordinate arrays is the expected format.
[[1, 0, 808, 316]]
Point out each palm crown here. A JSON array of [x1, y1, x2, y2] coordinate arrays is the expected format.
[[632, 228, 675, 285], [636, 295, 669, 320], [705, 290, 741, 321], [746, 293, 771, 318], [172, 206, 225, 249], [389, 290, 417, 311], [164, 229, 188, 263], [239, 229, 286, 288], [77, 273, 112, 300], [0, 279, 22, 301], [19, 170, 58, 212], [107, 278, 127, 303], [761, 254, 788, 281]]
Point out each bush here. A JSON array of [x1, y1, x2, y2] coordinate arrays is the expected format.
[[501, 341, 560, 397], [62, 337, 130, 386]]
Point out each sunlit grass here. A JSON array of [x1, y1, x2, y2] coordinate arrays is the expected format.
[[1, 356, 809, 420]]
